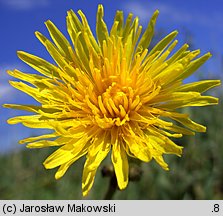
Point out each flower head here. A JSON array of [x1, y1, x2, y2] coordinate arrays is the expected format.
[[5, 5, 220, 196]]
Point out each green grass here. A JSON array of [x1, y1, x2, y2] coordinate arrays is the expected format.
[[0, 99, 222, 200]]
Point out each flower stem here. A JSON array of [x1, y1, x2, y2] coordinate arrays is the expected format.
[[101, 163, 143, 199], [104, 174, 117, 200], [101, 164, 117, 200]]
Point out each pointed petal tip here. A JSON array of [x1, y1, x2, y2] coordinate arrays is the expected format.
[[77, 9, 84, 15], [19, 140, 26, 144], [201, 126, 207, 132], [82, 190, 89, 197], [203, 52, 212, 59], [97, 4, 104, 14], [44, 19, 52, 25], [173, 30, 179, 35], [67, 9, 73, 17], [55, 172, 62, 180], [207, 52, 212, 56], [43, 162, 50, 170], [35, 31, 47, 44], [82, 181, 91, 197], [154, 9, 160, 15], [6, 69, 13, 75], [17, 50, 23, 56], [43, 160, 52, 170], [184, 44, 189, 48], [7, 118, 15, 125], [8, 80, 18, 88], [176, 147, 183, 157], [161, 162, 170, 171], [2, 104, 8, 108], [68, 9, 74, 13], [34, 31, 40, 36], [118, 180, 128, 190]]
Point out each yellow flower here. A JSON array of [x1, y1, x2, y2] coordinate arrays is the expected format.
[[5, 5, 220, 196]]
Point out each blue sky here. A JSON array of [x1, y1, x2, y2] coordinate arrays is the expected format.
[[0, 0, 222, 152]]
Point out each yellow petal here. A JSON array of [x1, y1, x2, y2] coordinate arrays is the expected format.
[[27, 140, 62, 148], [45, 20, 74, 61], [156, 92, 218, 109], [149, 30, 178, 56], [123, 136, 152, 162], [172, 116, 206, 132], [177, 80, 221, 93], [4, 103, 61, 116], [55, 148, 87, 180], [44, 136, 89, 169], [179, 52, 212, 80], [9, 81, 46, 103], [136, 10, 159, 54], [166, 44, 189, 65], [154, 156, 169, 170], [96, 4, 109, 46], [111, 143, 129, 190], [7, 115, 53, 129], [20, 133, 57, 144], [145, 130, 183, 157], [17, 51, 59, 78], [55, 159, 75, 180], [7, 69, 51, 88], [77, 10, 100, 53], [82, 138, 111, 196], [160, 124, 195, 136]]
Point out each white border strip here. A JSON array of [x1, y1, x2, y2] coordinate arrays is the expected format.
[[0, 200, 221, 216]]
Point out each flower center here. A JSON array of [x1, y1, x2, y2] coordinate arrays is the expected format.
[[92, 82, 142, 129]]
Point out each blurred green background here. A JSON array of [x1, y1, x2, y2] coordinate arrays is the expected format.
[[0, 95, 222, 199]]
